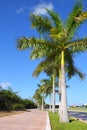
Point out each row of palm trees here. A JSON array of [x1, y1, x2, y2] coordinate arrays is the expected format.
[[33, 78, 53, 111], [17, 1, 87, 123], [33, 77, 58, 112]]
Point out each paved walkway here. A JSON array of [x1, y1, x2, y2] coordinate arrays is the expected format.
[[0, 109, 51, 130]]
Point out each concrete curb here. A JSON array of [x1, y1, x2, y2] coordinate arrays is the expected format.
[[46, 112, 51, 130], [71, 116, 87, 124]]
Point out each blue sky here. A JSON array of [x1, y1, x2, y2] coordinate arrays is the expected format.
[[0, 0, 87, 105]]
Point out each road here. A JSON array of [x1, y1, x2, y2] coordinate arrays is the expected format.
[[68, 111, 87, 121]]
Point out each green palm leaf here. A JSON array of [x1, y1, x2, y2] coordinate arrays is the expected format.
[[30, 13, 52, 34], [75, 11, 87, 21], [66, 1, 83, 40]]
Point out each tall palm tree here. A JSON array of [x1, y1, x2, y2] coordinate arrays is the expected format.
[[37, 84, 45, 110], [33, 59, 59, 113], [40, 78, 53, 111], [33, 55, 85, 114], [40, 76, 58, 112], [17, 1, 87, 122], [33, 88, 42, 109], [33, 81, 53, 110]]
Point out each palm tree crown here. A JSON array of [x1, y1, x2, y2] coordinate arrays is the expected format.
[[17, 1, 87, 123]]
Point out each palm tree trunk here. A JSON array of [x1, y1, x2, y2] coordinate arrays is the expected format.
[[58, 69, 61, 116], [52, 74, 55, 113], [49, 93, 52, 111], [41, 94, 44, 110], [60, 51, 69, 123]]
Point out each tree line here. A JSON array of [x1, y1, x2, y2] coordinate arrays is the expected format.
[[0, 87, 36, 111]]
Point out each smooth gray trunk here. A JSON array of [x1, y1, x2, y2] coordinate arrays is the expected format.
[[60, 51, 69, 123], [41, 95, 44, 110], [49, 94, 52, 111], [58, 77, 61, 116], [52, 75, 55, 113], [60, 64, 69, 122]]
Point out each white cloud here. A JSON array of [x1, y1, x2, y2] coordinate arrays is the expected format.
[[32, 3, 54, 15], [0, 82, 11, 89], [16, 7, 25, 14]]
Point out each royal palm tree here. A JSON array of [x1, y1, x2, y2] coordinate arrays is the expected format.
[[33, 54, 85, 114], [40, 78, 53, 110], [40, 76, 58, 112], [33, 88, 42, 109], [17, 1, 87, 122], [33, 81, 52, 110], [37, 84, 45, 110], [33, 59, 59, 113]]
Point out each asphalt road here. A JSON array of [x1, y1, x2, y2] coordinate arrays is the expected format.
[[68, 111, 87, 121]]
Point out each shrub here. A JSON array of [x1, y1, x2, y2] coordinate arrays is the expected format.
[[13, 103, 25, 111]]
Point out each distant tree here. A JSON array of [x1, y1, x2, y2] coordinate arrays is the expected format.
[[33, 88, 43, 109], [0, 88, 21, 111], [22, 99, 36, 109]]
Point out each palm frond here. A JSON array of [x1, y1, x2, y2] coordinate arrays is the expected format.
[[66, 0, 83, 40], [50, 27, 67, 41], [30, 13, 52, 34], [66, 38, 87, 52], [75, 12, 87, 21], [30, 45, 47, 59], [65, 50, 85, 80], [17, 37, 30, 50], [30, 39, 59, 59], [67, 64, 85, 80], [74, 67, 85, 80], [46, 8, 63, 29], [32, 59, 52, 77]]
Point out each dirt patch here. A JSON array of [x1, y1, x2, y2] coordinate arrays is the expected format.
[[0, 111, 25, 118]]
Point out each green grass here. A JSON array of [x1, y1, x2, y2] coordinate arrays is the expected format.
[[68, 107, 87, 112], [49, 111, 87, 130]]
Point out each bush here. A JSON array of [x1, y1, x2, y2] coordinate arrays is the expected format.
[[22, 99, 37, 109], [0, 88, 37, 111], [13, 103, 25, 111]]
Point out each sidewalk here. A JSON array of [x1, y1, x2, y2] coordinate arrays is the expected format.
[[0, 109, 51, 130]]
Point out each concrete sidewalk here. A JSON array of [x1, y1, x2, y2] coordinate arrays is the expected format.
[[0, 109, 51, 130]]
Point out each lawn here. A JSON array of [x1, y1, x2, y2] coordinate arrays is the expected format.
[[49, 111, 87, 130], [68, 107, 87, 112]]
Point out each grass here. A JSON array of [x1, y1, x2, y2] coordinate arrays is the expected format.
[[49, 111, 87, 130], [68, 107, 87, 112]]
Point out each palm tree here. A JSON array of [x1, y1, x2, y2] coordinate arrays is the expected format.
[[17, 1, 87, 122], [32, 46, 85, 114], [38, 84, 45, 110], [40, 76, 58, 112], [33, 60, 59, 113], [40, 78, 53, 111], [33, 88, 42, 109], [33, 81, 52, 110], [37, 83, 51, 110]]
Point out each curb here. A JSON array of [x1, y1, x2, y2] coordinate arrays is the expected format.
[[46, 112, 51, 130], [71, 116, 87, 124]]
